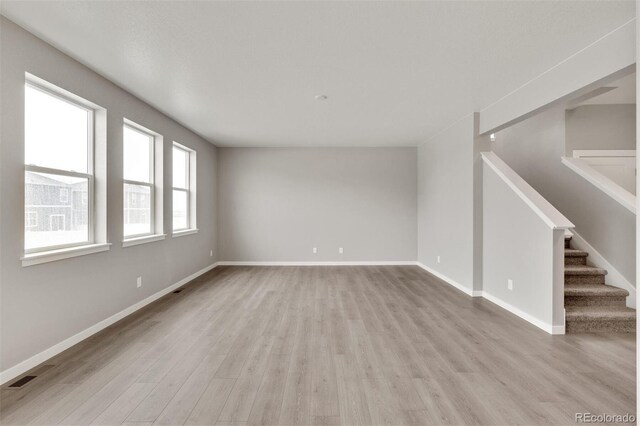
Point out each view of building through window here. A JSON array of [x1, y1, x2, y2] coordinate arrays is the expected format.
[[172, 144, 191, 231], [24, 83, 92, 251], [123, 124, 154, 238]]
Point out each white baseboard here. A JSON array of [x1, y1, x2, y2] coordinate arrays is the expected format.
[[3, 258, 574, 384], [415, 262, 479, 297], [481, 291, 563, 335], [414, 262, 563, 335], [227, 261, 565, 335], [0, 262, 220, 385], [569, 231, 636, 309], [217, 261, 417, 266]]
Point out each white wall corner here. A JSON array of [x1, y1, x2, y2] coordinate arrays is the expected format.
[[481, 291, 561, 335], [412, 262, 562, 334], [415, 262, 477, 297]]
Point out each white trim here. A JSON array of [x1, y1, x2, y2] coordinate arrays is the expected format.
[[415, 262, 479, 297], [414, 262, 563, 334], [561, 157, 635, 214], [25, 75, 98, 254], [482, 152, 575, 229], [0, 262, 219, 385], [21, 243, 111, 267], [481, 291, 564, 335], [573, 150, 636, 158], [172, 142, 196, 231], [25, 165, 92, 180], [569, 231, 636, 309], [26, 72, 102, 110], [123, 118, 162, 138], [172, 228, 199, 238], [218, 261, 417, 266], [122, 234, 166, 248], [123, 121, 157, 240]]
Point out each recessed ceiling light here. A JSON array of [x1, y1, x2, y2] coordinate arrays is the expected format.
[[315, 95, 328, 101]]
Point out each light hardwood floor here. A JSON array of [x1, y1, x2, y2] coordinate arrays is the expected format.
[[0, 266, 636, 425]]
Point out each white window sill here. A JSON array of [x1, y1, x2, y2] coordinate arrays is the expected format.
[[122, 234, 166, 248], [21, 243, 111, 267], [172, 228, 199, 238]]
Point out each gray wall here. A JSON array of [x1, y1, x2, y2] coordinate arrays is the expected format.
[[417, 115, 475, 291], [566, 104, 636, 154], [217, 148, 417, 262], [0, 18, 218, 372], [483, 164, 562, 329], [494, 106, 636, 285]]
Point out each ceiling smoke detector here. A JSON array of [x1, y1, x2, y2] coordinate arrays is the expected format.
[[315, 94, 328, 101]]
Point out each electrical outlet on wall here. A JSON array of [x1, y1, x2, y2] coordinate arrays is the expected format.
[[437, 256, 441, 264], [210, 250, 213, 257], [137, 277, 142, 288], [338, 247, 343, 254], [508, 279, 513, 291], [313, 247, 318, 254]]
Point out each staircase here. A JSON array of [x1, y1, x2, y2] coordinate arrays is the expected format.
[[564, 235, 635, 333]]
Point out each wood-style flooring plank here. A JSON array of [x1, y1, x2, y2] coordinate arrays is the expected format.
[[0, 266, 635, 426]]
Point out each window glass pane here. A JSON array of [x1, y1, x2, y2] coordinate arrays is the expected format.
[[124, 183, 152, 237], [25, 171, 89, 250], [25, 85, 89, 173], [173, 146, 188, 189], [124, 126, 152, 183], [173, 190, 188, 230]]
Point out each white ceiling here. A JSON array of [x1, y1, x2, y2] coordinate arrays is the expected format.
[[1, 1, 635, 147]]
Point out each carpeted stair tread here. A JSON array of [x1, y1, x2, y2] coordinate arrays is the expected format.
[[566, 306, 635, 321], [564, 265, 607, 276], [563, 237, 634, 332], [564, 284, 628, 297], [564, 249, 588, 258]]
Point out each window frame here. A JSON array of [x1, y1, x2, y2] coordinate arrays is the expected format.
[[122, 122, 156, 240], [24, 80, 95, 255], [172, 142, 196, 233]]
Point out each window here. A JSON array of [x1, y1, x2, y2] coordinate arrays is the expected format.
[[172, 142, 196, 233], [59, 188, 69, 203], [123, 122, 156, 239], [24, 80, 94, 252], [26, 211, 38, 228]]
